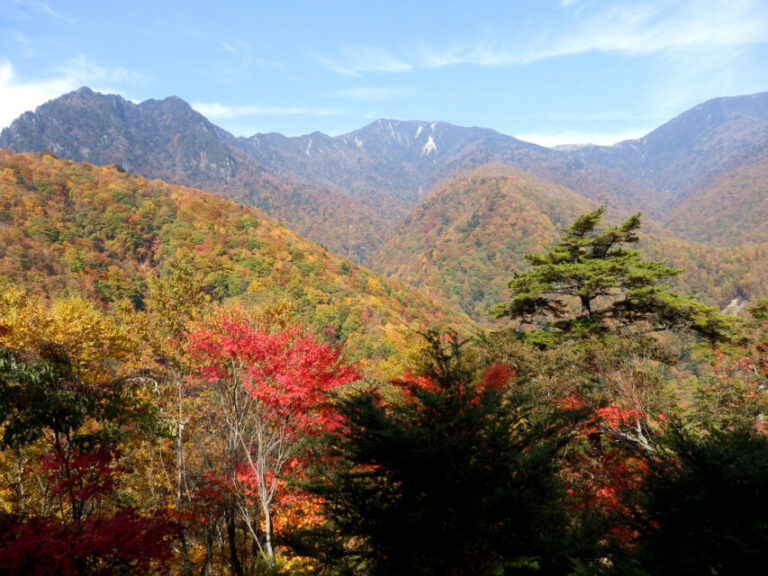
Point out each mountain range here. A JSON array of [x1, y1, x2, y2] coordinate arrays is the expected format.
[[2, 88, 767, 321], [0, 88, 388, 262], [239, 119, 656, 226], [568, 92, 768, 207]]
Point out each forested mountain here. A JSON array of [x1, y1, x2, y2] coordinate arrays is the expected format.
[[567, 92, 768, 208], [3, 88, 767, 317], [372, 164, 597, 320], [1, 89, 657, 247], [663, 150, 768, 245], [242, 118, 659, 223], [238, 91, 768, 252], [373, 164, 768, 322], [0, 150, 469, 368], [0, 88, 665, 263], [0, 88, 388, 262], [7, 89, 768, 267]]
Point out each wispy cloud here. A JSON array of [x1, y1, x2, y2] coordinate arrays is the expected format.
[[412, 0, 768, 68], [310, 1, 766, 82], [1, 0, 76, 23], [413, 42, 525, 68], [192, 102, 343, 120], [0, 56, 143, 128], [51, 54, 144, 86], [220, 39, 252, 56], [560, 0, 768, 55], [313, 46, 412, 76], [218, 38, 265, 69]]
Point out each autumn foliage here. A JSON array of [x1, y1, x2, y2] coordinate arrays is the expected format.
[[189, 316, 360, 435], [0, 347, 175, 575], [1, 152, 768, 574], [186, 314, 359, 564]]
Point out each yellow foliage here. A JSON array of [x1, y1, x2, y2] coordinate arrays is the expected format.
[[0, 287, 130, 381], [277, 554, 321, 575]]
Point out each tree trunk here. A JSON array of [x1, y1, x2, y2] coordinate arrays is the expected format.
[[262, 500, 275, 564], [197, 537, 211, 576], [16, 451, 26, 515], [580, 295, 592, 318], [178, 529, 194, 576], [176, 376, 194, 576], [226, 507, 244, 576]]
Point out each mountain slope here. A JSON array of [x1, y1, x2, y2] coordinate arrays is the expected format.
[[0, 88, 387, 262], [5, 88, 768, 267], [242, 119, 661, 225], [663, 151, 768, 246], [0, 150, 471, 364], [372, 164, 600, 321], [0, 88, 660, 262], [372, 164, 768, 323], [567, 92, 768, 208]]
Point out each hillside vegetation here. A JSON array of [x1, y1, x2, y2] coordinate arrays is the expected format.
[[0, 150, 469, 369], [374, 164, 768, 322], [2, 91, 768, 575], [1, 180, 766, 574], [664, 151, 768, 245], [0, 88, 389, 262]]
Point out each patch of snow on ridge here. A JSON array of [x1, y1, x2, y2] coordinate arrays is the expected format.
[[422, 135, 437, 156]]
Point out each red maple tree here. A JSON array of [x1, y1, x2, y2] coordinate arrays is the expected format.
[[188, 315, 359, 562]]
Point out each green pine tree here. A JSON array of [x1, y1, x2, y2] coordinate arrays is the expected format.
[[303, 332, 576, 576], [490, 207, 733, 344]]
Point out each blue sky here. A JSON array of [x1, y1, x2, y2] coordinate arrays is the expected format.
[[1, 0, 767, 146]]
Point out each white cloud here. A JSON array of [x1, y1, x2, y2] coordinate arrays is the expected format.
[[313, 46, 412, 76], [412, 0, 768, 68], [0, 61, 11, 84], [0, 60, 71, 127], [1, 0, 76, 24], [0, 56, 143, 129], [192, 102, 343, 120]]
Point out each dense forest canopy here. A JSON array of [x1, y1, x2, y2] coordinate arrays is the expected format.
[[1, 150, 766, 575]]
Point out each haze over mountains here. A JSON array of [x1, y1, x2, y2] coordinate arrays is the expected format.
[[2, 88, 767, 321]]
